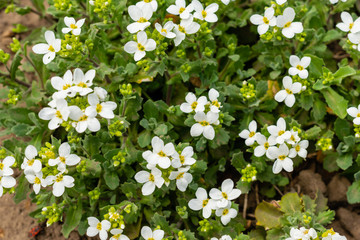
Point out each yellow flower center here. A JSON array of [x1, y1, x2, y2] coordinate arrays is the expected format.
[[113, 234, 121, 240], [148, 238, 155, 240], [322, 228, 336, 237], [59, 156, 66, 163], [295, 145, 301, 152], [349, 23, 354, 29], [284, 21, 291, 28], [96, 104, 102, 113], [263, 17, 269, 24], [202, 199, 209, 207], [222, 209, 229, 215], [149, 173, 155, 182], [264, 142, 269, 150], [48, 45, 55, 52], [191, 101, 198, 110], [0, 163, 4, 170], [176, 172, 185, 180], [96, 222, 102, 230], [56, 174, 63, 182], [158, 151, 166, 157], [212, 100, 220, 108], [303, 229, 309, 234], [286, 88, 293, 94], [77, 82, 87, 88], [278, 155, 286, 160], [55, 110, 63, 119], [144, 0, 152, 2], [296, 65, 304, 71], [278, 130, 285, 136], [249, 132, 255, 138], [79, 115, 88, 121], [201, 10, 207, 18], [138, 17, 148, 23], [357, 113, 360, 118], [137, 43, 145, 51], [110, 212, 120, 220], [34, 177, 41, 184], [179, 155, 185, 164], [161, 28, 167, 33], [63, 84, 71, 90], [222, 192, 228, 199], [27, 159, 35, 166], [179, 25, 186, 34], [70, 23, 77, 29], [199, 121, 209, 126], [179, 7, 186, 14]]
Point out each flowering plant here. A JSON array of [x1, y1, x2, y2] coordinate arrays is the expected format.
[[0, 0, 359, 239]]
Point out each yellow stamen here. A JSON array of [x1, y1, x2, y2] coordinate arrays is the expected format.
[[34, 177, 41, 184], [96, 222, 102, 230], [176, 172, 185, 180], [179, 7, 186, 14], [286, 88, 293, 94], [158, 151, 166, 157], [179, 155, 185, 164], [77, 82, 87, 88], [55, 110, 63, 119], [296, 65, 304, 71], [249, 132, 255, 138], [222, 192, 228, 199], [284, 22, 291, 28], [59, 156, 66, 164], [201, 10, 207, 18], [137, 43, 145, 51], [278, 155, 286, 160], [96, 104, 102, 113], [295, 145, 301, 152], [278, 130, 285, 136], [138, 17, 147, 23], [48, 45, 55, 52], [79, 115, 88, 121], [222, 209, 229, 215], [199, 121, 209, 126], [263, 17, 269, 24], [148, 173, 155, 182], [202, 199, 209, 207], [55, 174, 63, 182], [179, 25, 186, 33], [70, 23, 77, 29], [63, 84, 71, 90]]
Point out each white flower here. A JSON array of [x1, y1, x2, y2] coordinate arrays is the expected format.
[[142, 136, 175, 169], [215, 204, 238, 225], [289, 55, 311, 79], [0, 156, 16, 197], [211, 235, 232, 240], [322, 229, 347, 240], [48, 142, 80, 172], [167, 0, 194, 19], [124, 31, 156, 61], [72, 68, 95, 96], [348, 32, 360, 51], [0, 156, 15, 176], [21, 145, 42, 173], [329, 0, 347, 4], [180, 92, 207, 113], [169, 167, 193, 192], [190, 111, 219, 140], [62, 17, 85, 35], [25, 171, 46, 194], [192, 0, 219, 23], [347, 105, 360, 124], [188, 187, 216, 218], [267, 117, 291, 144], [134, 168, 165, 195], [136, 0, 158, 11], [86, 217, 111, 240], [274, 76, 302, 107], [239, 120, 257, 146], [220, 0, 234, 5], [268, 144, 294, 174], [285, 227, 317, 240], [289, 140, 309, 158], [50, 70, 77, 98], [32, 31, 61, 64], [45, 173, 75, 197], [127, 5, 153, 33], [254, 133, 276, 158], [286, 129, 301, 145], [250, 7, 276, 35], [276, 7, 303, 39], [173, 16, 200, 46], [85, 93, 117, 119], [94, 87, 108, 101], [39, 99, 70, 130], [209, 179, 241, 208], [276, 0, 287, 4], [336, 12, 360, 33], [208, 88, 222, 113], [69, 106, 101, 133], [109, 229, 130, 240], [171, 146, 196, 168], [155, 22, 176, 39], [140, 226, 165, 240]]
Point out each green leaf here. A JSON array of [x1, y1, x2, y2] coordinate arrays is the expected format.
[[304, 125, 322, 140], [333, 66, 356, 84], [334, 118, 351, 141], [347, 180, 360, 204], [312, 99, 327, 121], [61, 199, 82, 238], [138, 130, 151, 148], [254, 201, 283, 228], [14, 174, 29, 203], [306, 54, 324, 78], [279, 192, 302, 214], [10, 50, 22, 81], [143, 100, 159, 119], [83, 135, 102, 156], [321, 87, 348, 119], [153, 123, 168, 136], [323, 29, 343, 42], [336, 153, 352, 170], [104, 170, 120, 190]]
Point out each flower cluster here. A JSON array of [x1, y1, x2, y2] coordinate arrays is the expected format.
[[0, 156, 16, 197], [22, 143, 80, 197], [239, 118, 309, 174], [286, 227, 347, 240], [135, 136, 196, 195], [188, 179, 241, 225], [38, 68, 117, 133], [180, 88, 221, 140], [250, 1, 304, 39]]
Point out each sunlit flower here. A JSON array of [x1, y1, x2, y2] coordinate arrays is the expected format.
[[136, 0, 158, 11], [190, 111, 219, 140], [276, 0, 287, 4], [239, 120, 258, 146], [347, 104, 360, 124], [109, 228, 130, 240], [268, 144, 293, 174], [124, 31, 156, 61], [39, 99, 70, 130], [21, 145, 42, 173], [45, 173, 75, 197], [50, 70, 76, 98], [254, 133, 276, 158], [322, 228, 347, 240], [127, 5, 153, 33], [62, 17, 85, 35], [209, 179, 241, 208], [134, 168, 165, 195], [85, 93, 117, 119], [285, 227, 317, 240], [25, 171, 46, 194], [250, 7, 276, 35], [188, 187, 216, 218], [69, 106, 101, 133], [276, 7, 303, 39], [142, 136, 175, 169], [180, 92, 207, 113], [192, 0, 219, 23], [0, 156, 16, 197], [211, 235, 232, 240], [173, 16, 200, 46], [289, 55, 311, 79], [155, 22, 176, 39], [32, 31, 61, 64], [329, 0, 347, 4], [86, 217, 111, 240], [167, 0, 194, 19], [274, 76, 302, 107], [215, 204, 238, 225], [171, 146, 196, 168], [48, 142, 80, 172], [72, 68, 95, 96], [169, 166, 193, 192], [267, 117, 291, 144], [289, 140, 309, 158], [208, 88, 222, 113], [140, 226, 165, 240]]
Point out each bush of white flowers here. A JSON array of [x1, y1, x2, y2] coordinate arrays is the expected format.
[[1, 0, 360, 239]]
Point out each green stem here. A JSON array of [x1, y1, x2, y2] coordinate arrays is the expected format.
[[24, 52, 44, 90]]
